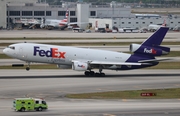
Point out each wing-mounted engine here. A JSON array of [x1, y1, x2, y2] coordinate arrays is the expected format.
[[72, 61, 89, 71], [130, 44, 170, 56]]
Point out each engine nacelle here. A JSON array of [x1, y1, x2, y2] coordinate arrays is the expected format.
[[130, 44, 170, 56], [72, 61, 89, 71], [57, 64, 71, 69]]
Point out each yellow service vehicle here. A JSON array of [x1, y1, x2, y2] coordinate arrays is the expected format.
[[13, 98, 48, 112]]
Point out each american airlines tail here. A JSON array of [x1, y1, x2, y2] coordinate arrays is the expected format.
[[61, 9, 69, 23]]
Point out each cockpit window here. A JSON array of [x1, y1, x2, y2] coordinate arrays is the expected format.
[[8, 46, 15, 50]]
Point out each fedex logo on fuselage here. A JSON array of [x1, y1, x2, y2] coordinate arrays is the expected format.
[[33, 46, 66, 58], [144, 48, 157, 54], [78, 64, 85, 68]]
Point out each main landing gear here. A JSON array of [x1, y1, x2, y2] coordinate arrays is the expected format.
[[84, 71, 105, 77], [84, 66, 105, 77]]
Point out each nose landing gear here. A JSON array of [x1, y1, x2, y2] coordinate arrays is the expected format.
[[26, 62, 30, 71]]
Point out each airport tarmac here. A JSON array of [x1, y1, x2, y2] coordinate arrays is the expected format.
[[0, 69, 180, 116]]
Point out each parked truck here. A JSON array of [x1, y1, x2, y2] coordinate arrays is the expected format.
[[13, 98, 48, 112]]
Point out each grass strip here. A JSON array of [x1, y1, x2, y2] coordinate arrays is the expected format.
[[66, 88, 180, 99], [0, 62, 180, 69]]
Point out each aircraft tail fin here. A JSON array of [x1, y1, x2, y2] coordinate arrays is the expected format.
[[62, 9, 69, 22], [130, 27, 170, 56], [142, 27, 168, 46], [162, 19, 166, 27]]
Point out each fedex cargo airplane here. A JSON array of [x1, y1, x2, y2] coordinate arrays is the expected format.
[[3, 27, 170, 76]]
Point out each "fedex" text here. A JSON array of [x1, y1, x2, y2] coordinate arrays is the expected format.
[[144, 48, 157, 54], [33, 46, 66, 58]]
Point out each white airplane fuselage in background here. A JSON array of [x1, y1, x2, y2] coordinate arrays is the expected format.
[[3, 27, 170, 76], [43, 19, 68, 29], [148, 24, 162, 32]]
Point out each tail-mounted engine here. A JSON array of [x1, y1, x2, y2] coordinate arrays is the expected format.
[[130, 44, 170, 56], [72, 61, 89, 71]]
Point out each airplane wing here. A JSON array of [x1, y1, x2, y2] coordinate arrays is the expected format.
[[90, 61, 149, 66]]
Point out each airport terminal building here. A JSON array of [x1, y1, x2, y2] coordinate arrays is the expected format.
[[0, 0, 180, 30]]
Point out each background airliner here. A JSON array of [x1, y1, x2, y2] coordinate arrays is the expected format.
[[148, 19, 166, 32], [40, 9, 88, 30], [3, 27, 170, 76], [40, 9, 69, 30]]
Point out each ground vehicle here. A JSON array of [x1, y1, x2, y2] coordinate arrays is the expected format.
[[13, 98, 48, 112]]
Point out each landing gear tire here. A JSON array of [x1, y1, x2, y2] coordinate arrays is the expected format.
[[100, 73, 105, 77], [95, 72, 105, 77], [26, 67, 30, 71], [84, 71, 95, 76], [26, 62, 30, 71], [89, 71, 95, 76]]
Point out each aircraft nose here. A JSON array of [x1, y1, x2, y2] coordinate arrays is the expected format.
[[3, 48, 8, 54]]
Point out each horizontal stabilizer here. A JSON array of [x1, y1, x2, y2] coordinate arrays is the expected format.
[[138, 58, 171, 63]]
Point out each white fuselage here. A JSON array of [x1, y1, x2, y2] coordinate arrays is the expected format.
[[4, 43, 131, 66]]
